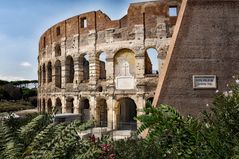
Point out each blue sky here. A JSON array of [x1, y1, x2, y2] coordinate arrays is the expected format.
[[0, 0, 155, 81]]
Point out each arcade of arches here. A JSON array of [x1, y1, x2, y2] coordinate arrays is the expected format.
[[39, 48, 165, 130]]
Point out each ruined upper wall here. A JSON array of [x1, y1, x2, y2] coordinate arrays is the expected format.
[[156, 0, 239, 116], [39, 0, 181, 53]]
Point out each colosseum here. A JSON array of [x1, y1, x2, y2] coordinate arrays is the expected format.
[[38, 0, 181, 130]]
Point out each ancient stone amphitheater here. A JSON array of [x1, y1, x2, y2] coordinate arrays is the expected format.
[[38, 0, 181, 130]]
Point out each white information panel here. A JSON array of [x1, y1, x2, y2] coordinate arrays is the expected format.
[[115, 76, 135, 90], [193, 75, 217, 89]]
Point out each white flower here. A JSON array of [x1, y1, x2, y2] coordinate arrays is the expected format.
[[223, 91, 228, 97], [228, 90, 233, 96], [206, 104, 209, 107], [236, 79, 239, 84], [232, 76, 235, 79], [215, 90, 219, 93], [205, 123, 210, 128]]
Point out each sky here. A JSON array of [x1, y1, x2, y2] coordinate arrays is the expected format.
[[0, 0, 156, 81]]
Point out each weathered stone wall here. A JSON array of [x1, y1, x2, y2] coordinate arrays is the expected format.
[[38, 0, 182, 129], [157, 0, 239, 116]]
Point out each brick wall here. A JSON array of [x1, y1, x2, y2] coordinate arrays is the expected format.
[[158, 0, 239, 116]]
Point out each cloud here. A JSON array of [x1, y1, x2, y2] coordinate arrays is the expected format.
[[20, 62, 32, 67]]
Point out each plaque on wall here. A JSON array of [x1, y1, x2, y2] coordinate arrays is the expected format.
[[193, 75, 217, 89], [115, 76, 135, 90]]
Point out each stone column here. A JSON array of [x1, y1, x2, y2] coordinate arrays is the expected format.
[[52, 63, 56, 87], [78, 57, 84, 83], [157, 53, 166, 76], [135, 50, 145, 93], [135, 49, 145, 79], [89, 53, 98, 85], [89, 96, 96, 120], [74, 57, 80, 87], [62, 96, 67, 113], [136, 95, 145, 129], [112, 98, 118, 130], [74, 96, 80, 114], [106, 97, 114, 130], [61, 60, 66, 89], [105, 57, 114, 91], [52, 96, 56, 107], [61, 38, 66, 89]]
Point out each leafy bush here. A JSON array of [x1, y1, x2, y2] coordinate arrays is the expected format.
[[136, 79, 239, 159]]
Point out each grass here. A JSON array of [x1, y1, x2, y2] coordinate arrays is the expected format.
[[0, 100, 33, 113]]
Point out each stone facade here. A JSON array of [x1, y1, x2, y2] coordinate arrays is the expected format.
[[38, 0, 181, 129]]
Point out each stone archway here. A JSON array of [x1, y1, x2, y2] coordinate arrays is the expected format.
[[55, 98, 62, 114], [79, 98, 90, 122], [47, 61, 52, 83], [55, 60, 61, 88], [117, 97, 137, 130], [65, 56, 75, 83], [42, 98, 46, 113], [145, 48, 159, 75], [47, 99, 52, 114], [147, 97, 154, 105], [98, 52, 107, 80], [66, 97, 74, 113], [96, 98, 107, 127], [43, 64, 46, 84]]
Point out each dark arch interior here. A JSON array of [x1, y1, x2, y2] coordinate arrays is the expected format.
[[118, 97, 137, 130], [83, 55, 89, 81], [47, 99, 52, 113], [55, 60, 62, 88], [97, 99, 107, 127], [47, 62, 52, 83], [66, 56, 75, 83], [80, 98, 90, 122], [55, 98, 62, 114], [66, 97, 74, 113], [42, 99, 46, 113]]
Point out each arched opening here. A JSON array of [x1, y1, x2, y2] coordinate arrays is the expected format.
[[96, 85, 103, 92], [83, 54, 89, 81], [47, 61, 52, 83], [96, 98, 107, 127], [42, 98, 46, 113], [114, 49, 136, 90], [47, 99, 52, 114], [117, 97, 137, 130], [79, 98, 90, 122], [65, 56, 75, 83], [66, 97, 74, 113], [55, 60, 61, 88], [55, 44, 61, 57], [43, 64, 46, 84], [145, 48, 159, 75], [55, 98, 62, 114], [99, 52, 106, 80], [147, 97, 154, 105], [145, 97, 154, 114]]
